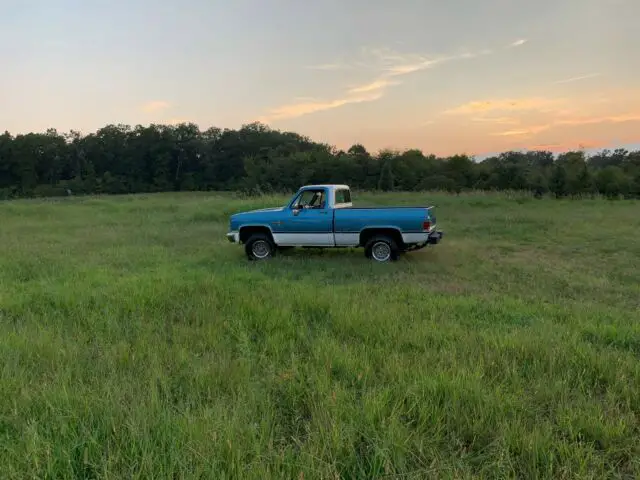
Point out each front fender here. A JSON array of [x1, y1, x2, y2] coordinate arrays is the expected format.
[[237, 224, 275, 243]]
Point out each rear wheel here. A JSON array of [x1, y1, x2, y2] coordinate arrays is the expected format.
[[364, 235, 399, 262], [245, 233, 276, 260]]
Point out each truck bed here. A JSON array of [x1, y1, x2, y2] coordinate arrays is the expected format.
[[333, 206, 434, 233]]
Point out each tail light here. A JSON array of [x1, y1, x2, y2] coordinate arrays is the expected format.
[[422, 221, 431, 231]]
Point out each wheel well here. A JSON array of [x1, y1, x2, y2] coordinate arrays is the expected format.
[[359, 228, 404, 248], [239, 226, 273, 244]]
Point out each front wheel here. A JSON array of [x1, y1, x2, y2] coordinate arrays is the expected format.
[[364, 235, 399, 262], [245, 233, 276, 261]]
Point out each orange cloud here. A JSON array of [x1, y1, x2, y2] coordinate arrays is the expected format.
[[141, 100, 170, 113], [489, 113, 640, 138], [556, 113, 640, 126], [492, 125, 551, 137], [444, 97, 564, 115], [444, 91, 640, 144], [471, 116, 520, 125], [527, 143, 563, 151], [255, 90, 384, 122], [526, 140, 609, 152], [258, 45, 496, 123], [348, 78, 399, 94]]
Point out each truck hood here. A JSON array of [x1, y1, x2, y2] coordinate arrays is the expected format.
[[230, 207, 285, 229], [252, 207, 283, 213], [236, 207, 284, 215]]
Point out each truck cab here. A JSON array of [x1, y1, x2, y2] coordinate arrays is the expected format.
[[289, 184, 353, 210], [227, 184, 443, 262]]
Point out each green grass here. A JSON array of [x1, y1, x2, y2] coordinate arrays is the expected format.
[[1, 191, 639, 479]]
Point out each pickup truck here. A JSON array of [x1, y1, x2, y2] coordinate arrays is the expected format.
[[226, 184, 443, 262]]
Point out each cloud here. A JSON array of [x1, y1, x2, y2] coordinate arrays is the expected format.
[[255, 75, 399, 122], [527, 143, 563, 150], [444, 97, 563, 115], [347, 78, 399, 94], [306, 63, 346, 71], [256, 90, 384, 123], [293, 96, 321, 102], [555, 113, 640, 125], [527, 140, 608, 152], [141, 100, 170, 113], [385, 60, 440, 76], [364, 47, 445, 76], [509, 39, 527, 47], [489, 112, 640, 138], [492, 125, 550, 137], [553, 73, 601, 84], [369, 47, 492, 77], [257, 45, 496, 123], [445, 93, 640, 139], [471, 116, 520, 125]]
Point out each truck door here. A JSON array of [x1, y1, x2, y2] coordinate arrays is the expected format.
[[282, 188, 334, 246]]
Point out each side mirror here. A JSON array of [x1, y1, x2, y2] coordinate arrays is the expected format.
[[292, 206, 301, 216]]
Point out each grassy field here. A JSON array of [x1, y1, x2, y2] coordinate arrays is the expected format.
[[1, 191, 639, 479]]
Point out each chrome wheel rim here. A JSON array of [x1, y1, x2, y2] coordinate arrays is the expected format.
[[371, 241, 391, 262], [252, 240, 271, 259]]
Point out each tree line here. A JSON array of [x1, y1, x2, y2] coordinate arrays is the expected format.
[[1, 122, 639, 200]]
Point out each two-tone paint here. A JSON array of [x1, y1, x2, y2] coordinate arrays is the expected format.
[[227, 184, 444, 257]]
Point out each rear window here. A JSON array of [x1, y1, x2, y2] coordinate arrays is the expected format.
[[335, 189, 351, 204]]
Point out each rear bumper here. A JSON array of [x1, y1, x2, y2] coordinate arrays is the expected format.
[[404, 230, 444, 251], [427, 230, 444, 244], [226, 231, 239, 243]]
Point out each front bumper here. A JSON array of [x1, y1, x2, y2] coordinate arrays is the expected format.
[[226, 231, 239, 243]]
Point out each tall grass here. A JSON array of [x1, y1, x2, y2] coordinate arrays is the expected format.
[[1, 191, 639, 478]]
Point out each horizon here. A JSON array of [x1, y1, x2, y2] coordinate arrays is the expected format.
[[1, 0, 639, 157], [2, 122, 638, 161]]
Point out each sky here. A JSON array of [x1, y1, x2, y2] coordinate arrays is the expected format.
[[1, 0, 639, 156]]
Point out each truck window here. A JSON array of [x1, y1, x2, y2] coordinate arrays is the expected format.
[[335, 188, 351, 204], [292, 189, 325, 209]]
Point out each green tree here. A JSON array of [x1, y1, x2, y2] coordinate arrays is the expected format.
[[596, 166, 630, 198], [550, 163, 568, 197], [377, 150, 396, 191], [0, 121, 638, 199]]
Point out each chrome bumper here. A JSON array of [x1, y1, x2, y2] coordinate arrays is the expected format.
[[226, 232, 239, 243]]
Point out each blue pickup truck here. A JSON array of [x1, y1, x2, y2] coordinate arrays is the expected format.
[[226, 184, 443, 262]]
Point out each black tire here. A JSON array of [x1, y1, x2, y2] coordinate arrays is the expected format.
[[245, 233, 276, 261], [364, 235, 399, 262]]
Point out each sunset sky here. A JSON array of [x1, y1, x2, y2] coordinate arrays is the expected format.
[[1, 0, 639, 156]]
